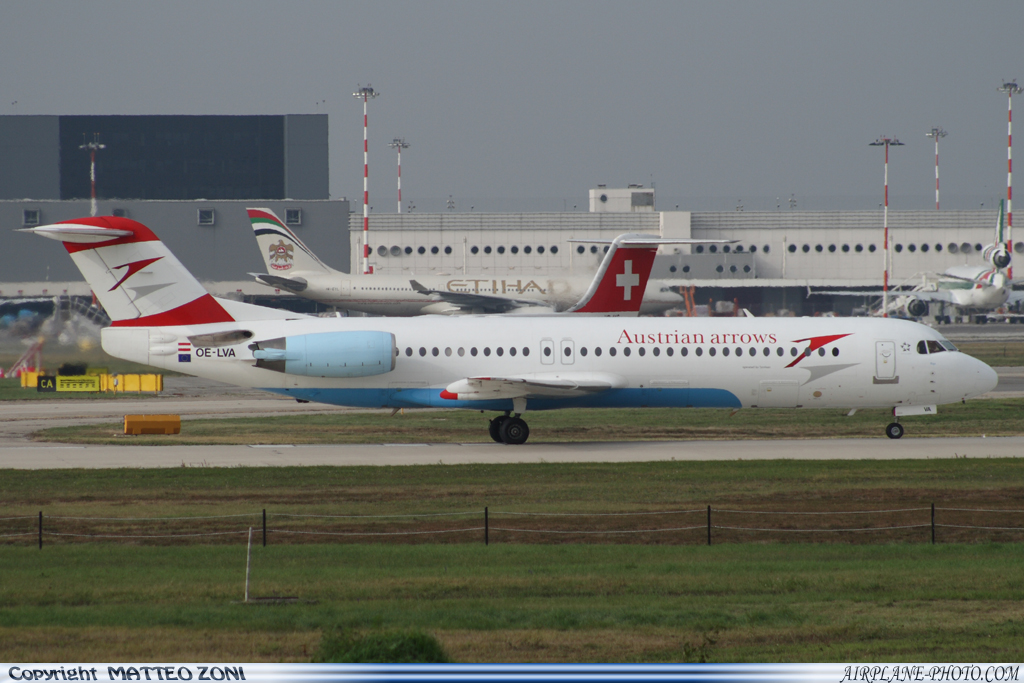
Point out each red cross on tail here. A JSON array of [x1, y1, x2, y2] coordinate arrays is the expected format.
[[566, 234, 736, 316]]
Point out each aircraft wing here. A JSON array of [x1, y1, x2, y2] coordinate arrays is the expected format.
[[809, 289, 957, 303], [409, 280, 544, 313], [441, 373, 624, 400]]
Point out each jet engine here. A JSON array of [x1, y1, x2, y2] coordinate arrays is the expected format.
[[906, 298, 928, 318], [983, 244, 1012, 269], [249, 331, 396, 378]]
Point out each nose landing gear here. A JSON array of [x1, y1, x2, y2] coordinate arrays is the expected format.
[[885, 421, 904, 439], [488, 411, 530, 445]]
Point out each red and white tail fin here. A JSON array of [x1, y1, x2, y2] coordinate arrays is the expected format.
[[23, 216, 234, 327], [566, 234, 736, 316]]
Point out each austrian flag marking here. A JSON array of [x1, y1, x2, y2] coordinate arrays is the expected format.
[[178, 342, 191, 363]]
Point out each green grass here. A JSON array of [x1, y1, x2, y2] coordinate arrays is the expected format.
[[5, 459, 1024, 511], [31, 398, 1024, 445], [957, 341, 1024, 367], [5, 461, 1024, 661], [3, 460, 1024, 548], [1, 543, 1023, 661]]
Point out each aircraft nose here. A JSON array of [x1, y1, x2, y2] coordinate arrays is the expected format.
[[964, 358, 999, 399]]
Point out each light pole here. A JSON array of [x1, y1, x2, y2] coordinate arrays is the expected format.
[[869, 135, 904, 317], [999, 80, 1021, 279], [79, 133, 106, 217], [353, 84, 379, 274], [388, 138, 410, 213], [925, 127, 947, 210]]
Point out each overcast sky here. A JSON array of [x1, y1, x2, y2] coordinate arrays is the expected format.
[[3, 1, 1022, 212]]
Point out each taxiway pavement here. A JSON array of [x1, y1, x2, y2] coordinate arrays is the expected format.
[[2, 372, 1022, 469]]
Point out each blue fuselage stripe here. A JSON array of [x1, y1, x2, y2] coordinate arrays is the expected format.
[[261, 387, 741, 411]]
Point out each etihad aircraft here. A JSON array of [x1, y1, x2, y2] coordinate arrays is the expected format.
[[23, 216, 997, 444], [812, 201, 1023, 320], [248, 208, 684, 315]]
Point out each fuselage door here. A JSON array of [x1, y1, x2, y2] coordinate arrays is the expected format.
[[540, 338, 555, 365], [341, 280, 351, 297], [875, 341, 896, 380], [560, 339, 575, 365], [757, 380, 800, 408]]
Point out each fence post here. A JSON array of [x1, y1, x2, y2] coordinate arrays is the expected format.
[[245, 527, 253, 603], [263, 509, 267, 547], [485, 507, 489, 546], [931, 503, 935, 545], [38, 510, 42, 550], [707, 505, 711, 546]]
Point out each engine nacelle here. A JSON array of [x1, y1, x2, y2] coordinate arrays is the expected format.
[[906, 298, 928, 317], [983, 244, 1012, 269], [250, 331, 396, 378]]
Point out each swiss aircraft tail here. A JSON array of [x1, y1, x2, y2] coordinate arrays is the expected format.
[[21, 216, 235, 327], [566, 234, 734, 316], [247, 208, 334, 275]]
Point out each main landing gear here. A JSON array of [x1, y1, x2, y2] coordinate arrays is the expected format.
[[885, 421, 904, 440], [489, 412, 530, 445]]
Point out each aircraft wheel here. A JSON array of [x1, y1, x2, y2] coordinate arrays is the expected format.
[[488, 416, 508, 443], [885, 422, 904, 440], [499, 417, 530, 445]]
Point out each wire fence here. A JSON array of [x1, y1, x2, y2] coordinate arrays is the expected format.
[[3, 505, 1024, 548]]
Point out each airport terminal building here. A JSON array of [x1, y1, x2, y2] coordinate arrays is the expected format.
[[1, 115, 1019, 316]]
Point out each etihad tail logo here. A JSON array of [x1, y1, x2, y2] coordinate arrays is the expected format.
[[269, 240, 294, 271]]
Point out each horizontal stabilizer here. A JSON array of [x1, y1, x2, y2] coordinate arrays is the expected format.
[[252, 272, 309, 292], [19, 224, 134, 243]]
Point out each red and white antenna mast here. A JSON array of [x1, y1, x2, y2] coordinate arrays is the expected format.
[[389, 138, 410, 213], [869, 135, 904, 318], [79, 133, 106, 217], [999, 80, 1021, 278], [353, 84, 379, 274], [925, 127, 947, 210]]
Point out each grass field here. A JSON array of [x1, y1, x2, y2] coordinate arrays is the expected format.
[[5, 450, 1024, 662], [957, 341, 1024, 367], [2, 543, 1023, 662], [31, 397, 1024, 445]]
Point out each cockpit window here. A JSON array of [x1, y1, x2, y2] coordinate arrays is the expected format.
[[918, 339, 956, 354]]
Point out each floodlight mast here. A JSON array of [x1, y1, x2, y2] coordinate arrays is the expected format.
[[389, 138, 410, 213], [925, 127, 947, 210], [79, 133, 106, 217], [999, 80, 1021, 279], [869, 136, 904, 318], [354, 84, 379, 274]]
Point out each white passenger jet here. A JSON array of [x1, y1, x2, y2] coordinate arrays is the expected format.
[[248, 208, 684, 315], [23, 216, 998, 444], [813, 201, 1023, 320]]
